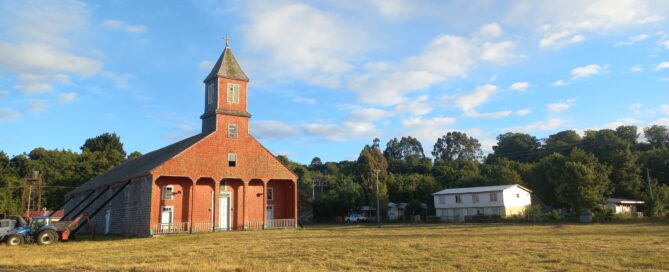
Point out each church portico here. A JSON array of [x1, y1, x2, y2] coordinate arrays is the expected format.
[[150, 176, 297, 234]]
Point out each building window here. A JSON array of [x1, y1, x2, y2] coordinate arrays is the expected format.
[[207, 84, 215, 105], [162, 185, 174, 200], [228, 124, 238, 138], [228, 153, 237, 167], [490, 192, 497, 202], [438, 195, 445, 204], [516, 193, 520, 198], [267, 187, 274, 200], [472, 194, 479, 203], [455, 195, 462, 203], [227, 83, 240, 104]]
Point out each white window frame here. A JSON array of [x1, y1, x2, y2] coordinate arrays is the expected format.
[[228, 153, 237, 167], [227, 83, 240, 104], [438, 195, 445, 205], [472, 194, 479, 203], [228, 124, 238, 138], [162, 185, 174, 200], [267, 187, 274, 200], [490, 192, 497, 202], [455, 195, 462, 203], [207, 84, 215, 105]]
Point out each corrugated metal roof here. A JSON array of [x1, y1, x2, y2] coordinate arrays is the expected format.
[[67, 134, 205, 195], [433, 184, 531, 195], [606, 198, 645, 204], [203, 46, 249, 83]]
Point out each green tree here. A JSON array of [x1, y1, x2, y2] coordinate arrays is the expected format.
[[544, 130, 581, 154], [644, 125, 669, 148], [554, 149, 612, 213], [432, 131, 482, 163], [492, 132, 540, 162], [615, 125, 638, 145]]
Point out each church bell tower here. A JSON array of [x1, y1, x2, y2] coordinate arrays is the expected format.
[[201, 36, 251, 136]]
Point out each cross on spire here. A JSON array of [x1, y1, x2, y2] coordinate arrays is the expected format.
[[224, 34, 230, 48]]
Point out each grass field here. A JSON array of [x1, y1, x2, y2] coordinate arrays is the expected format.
[[1, 223, 669, 271]]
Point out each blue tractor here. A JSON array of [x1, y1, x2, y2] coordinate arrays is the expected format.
[[2, 213, 89, 245]]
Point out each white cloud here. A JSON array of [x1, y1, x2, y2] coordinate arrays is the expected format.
[[292, 96, 317, 105], [451, 84, 499, 114], [547, 99, 575, 112], [348, 107, 390, 122], [17, 73, 70, 94], [303, 121, 377, 141], [244, 3, 367, 88], [252, 120, 301, 140], [480, 41, 519, 64], [508, 0, 666, 49], [553, 79, 568, 87], [630, 65, 644, 72], [28, 100, 47, 113], [366, 0, 417, 19], [509, 81, 529, 91], [0, 42, 102, 79], [401, 116, 456, 142], [629, 103, 643, 115], [539, 31, 586, 49], [601, 117, 643, 129], [0, 109, 20, 122], [516, 108, 532, 116], [103, 19, 148, 33], [101, 71, 132, 88], [510, 118, 566, 132], [662, 40, 669, 49], [0, 1, 103, 95], [477, 23, 503, 38], [394, 95, 433, 116], [655, 62, 669, 71], [570, 64, 602, 79], [198, 60, 214, 71], [57, 92, 77, 103], [660, 104, 669, 115], [615, 34, 649, 46], [654, 117, 669, 126]]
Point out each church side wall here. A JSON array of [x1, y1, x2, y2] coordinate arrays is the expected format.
[[66, 176, 152, 237]]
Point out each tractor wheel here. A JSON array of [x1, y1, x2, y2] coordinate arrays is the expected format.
[[36, 230, 59, 245], [6, 234, 24, 246]]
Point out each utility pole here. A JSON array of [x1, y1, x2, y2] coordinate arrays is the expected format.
[[26, 185, 32, 217], [646, 167, 653, 200], [374, 169, 380, 225]]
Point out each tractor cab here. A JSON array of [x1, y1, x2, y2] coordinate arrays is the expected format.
[[30, 216, 51, 232]]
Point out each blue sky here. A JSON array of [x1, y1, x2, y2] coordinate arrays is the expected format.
[[1, 0, 669, 164]]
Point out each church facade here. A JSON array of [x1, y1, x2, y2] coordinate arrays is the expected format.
[[64, 43, 298, 237]]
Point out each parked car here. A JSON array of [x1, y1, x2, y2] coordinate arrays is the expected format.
[[345, 214, 367, 223]]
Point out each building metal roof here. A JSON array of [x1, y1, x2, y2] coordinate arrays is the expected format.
[[432, 184, 532, 195], [67, 134, 206, 196], [606, 198, 645, 205], [203, 46, 249, 83]]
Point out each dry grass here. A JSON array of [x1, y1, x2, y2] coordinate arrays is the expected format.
[[1, 223, 669, 271]]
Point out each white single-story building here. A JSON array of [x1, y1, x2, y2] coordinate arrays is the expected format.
[[605, 198, 644, 217], [433, 184, 532, 222]]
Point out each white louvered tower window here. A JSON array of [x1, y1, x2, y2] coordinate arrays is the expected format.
[[227, 83, 240, 104]]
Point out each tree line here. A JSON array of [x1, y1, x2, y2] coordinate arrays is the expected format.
[[0, 133, 140, 214], [2, 125, 669, 219], [280, 125, 669, 219]]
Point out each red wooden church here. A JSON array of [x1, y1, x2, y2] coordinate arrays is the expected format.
[[64, 41, 298, 236]]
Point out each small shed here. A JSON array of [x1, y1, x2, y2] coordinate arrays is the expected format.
[[605, 198, 644, 217]]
